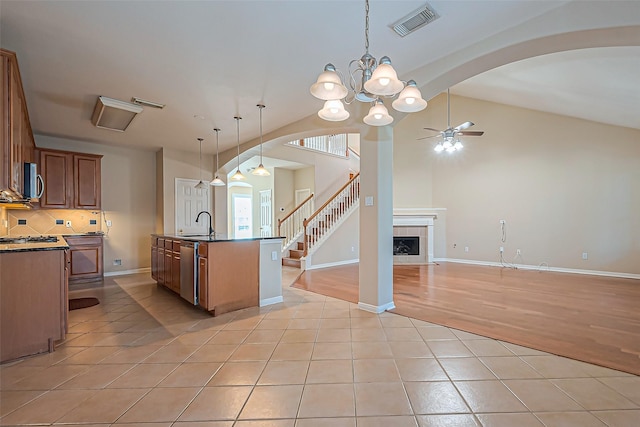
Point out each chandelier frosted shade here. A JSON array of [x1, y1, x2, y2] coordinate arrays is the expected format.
[[363, 100, 393, 126], [392, 80, 428, 112], [363, 57, 404, 96], [318, 99, 350, 121], [310, 64, 348, 100]]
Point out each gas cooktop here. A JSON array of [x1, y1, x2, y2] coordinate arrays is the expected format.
[[0, 235, 59, 244]]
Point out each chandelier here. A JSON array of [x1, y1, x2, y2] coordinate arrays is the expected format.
[[310, 0, 427, 126]]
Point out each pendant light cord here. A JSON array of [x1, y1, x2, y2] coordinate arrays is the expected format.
[[234, 116, 242, 170], [197, 137, 203, 181], [257, 104, 265, 162], [214, 128, 220, 173]]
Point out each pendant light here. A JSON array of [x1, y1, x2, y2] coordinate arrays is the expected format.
[[252, 104, 270, 177], [231, 116, 246, 181], [210, 128, 225, 186], [363, 99, 393, 126], [194, 137, 208, 189]]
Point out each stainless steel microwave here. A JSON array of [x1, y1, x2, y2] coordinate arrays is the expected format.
[[23, 162, 44, 199]]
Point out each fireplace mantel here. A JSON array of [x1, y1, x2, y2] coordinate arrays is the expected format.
[[392, 209, 438, 264]]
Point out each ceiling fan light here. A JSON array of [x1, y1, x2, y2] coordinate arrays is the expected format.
[[392, 80, 427, 112], [446, 146, 456, 153], [443, 138, 453, 149], [363, 100, 393, 126], [364, 57, 404, 96], [252, 164, 271, 176], [231, 169, 246, 181], [310, 64, 348, 100], [210, 176, 225, 186], [454, 140, 463, 150], [434, 143, 444, 153], [318, 99, 350, 121]]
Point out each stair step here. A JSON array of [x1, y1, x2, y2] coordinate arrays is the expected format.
[[282, 257, 301, 268], [289, 249, 303, 259]]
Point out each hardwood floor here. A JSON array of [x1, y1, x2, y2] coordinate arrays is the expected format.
[[293, 263, 640, 375]]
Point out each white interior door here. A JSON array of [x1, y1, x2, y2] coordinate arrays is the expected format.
[[259, 189, 272, 237], [176, 178, 210, 235]]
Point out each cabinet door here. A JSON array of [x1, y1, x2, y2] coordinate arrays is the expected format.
[[39, 150, 72, 208], [157, 247, 165, 284], [198, 256, 208, 310], [8, 62, 23, 194], [68, 244, 103, 282], [164, 246, 173, 291], [151, 245, 158, 280], [0, 55, 9, 191], [171, 251, 181, 293], [73, 154, 101, 209]]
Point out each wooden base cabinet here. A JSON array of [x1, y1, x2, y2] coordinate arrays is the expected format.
[[65, 235, 103, 284], [0, 249, 66, 363], [151, 237, 180, 293]]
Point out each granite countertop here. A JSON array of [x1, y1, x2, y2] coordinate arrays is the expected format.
[[153, 234, 284, 243], [0, 237, 69, 253]]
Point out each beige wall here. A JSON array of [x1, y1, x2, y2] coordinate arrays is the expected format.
[[158, 148, 213, 234], [274, 168, 294, 225], [393, 94, 640, 275], [35, 135, 156, 274], [307, 207, 359, 268]]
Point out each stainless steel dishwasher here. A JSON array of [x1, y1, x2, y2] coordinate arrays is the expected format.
[[179, 241, 199, 305]]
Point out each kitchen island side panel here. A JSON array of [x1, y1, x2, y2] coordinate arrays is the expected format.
[[207, 240, 260, 316]]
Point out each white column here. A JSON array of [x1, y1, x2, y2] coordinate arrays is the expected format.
[[358, 126, 395, 313]]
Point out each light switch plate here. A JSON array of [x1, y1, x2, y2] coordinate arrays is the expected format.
[[365, 196, 374, 206]]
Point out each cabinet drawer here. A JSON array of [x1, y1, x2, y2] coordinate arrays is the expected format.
[[158, 238, 165, 248], [198, 243, 207, 258], [65, 235, 103, 246], [172, 241, 181, 252]]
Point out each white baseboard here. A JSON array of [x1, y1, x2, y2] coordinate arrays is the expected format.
[[358, 300, 396, 313], [260, 296, 284, 307], [104, 267, 151, 277], [306, 258, 359, 271], [434, 258, 640, 280]]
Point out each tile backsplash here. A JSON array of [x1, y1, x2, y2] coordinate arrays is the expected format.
[[8, 209, 102, 236], [0, 207, 7, 236]]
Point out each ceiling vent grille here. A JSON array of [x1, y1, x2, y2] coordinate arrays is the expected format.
[[91, 96, 143, 132], [392, 3, 439, 37]]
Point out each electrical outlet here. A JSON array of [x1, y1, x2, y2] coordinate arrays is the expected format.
[[464, 246, 469, 252], [351, 246, 355, 252], [271, 251, 277, 261], [65, 220, 72, 228], [499, 246, 504, 253], [113, 259, 122, 266], [499, 219, 506, 225], [516, 249, 521, 255], [582, 252, 588, 260], [106, 220, 112, 227], [453, 243, 457, 248]]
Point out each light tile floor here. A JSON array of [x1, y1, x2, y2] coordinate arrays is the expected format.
[[1, 268, 639, 426]]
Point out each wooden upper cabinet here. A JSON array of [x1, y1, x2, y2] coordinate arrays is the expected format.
[[39, 150, 72, 208], [38, 149, 102, 209], [1, 49, 36, 197], [73, 154, 101, 209]]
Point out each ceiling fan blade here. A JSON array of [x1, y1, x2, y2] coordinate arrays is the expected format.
[[458, 130, 484, 136], [416, 135, 439, 140], [454, 121, 474, 131], [422, 127, 442, 132]]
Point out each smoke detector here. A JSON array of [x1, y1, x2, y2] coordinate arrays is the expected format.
[[91, 96, 143, 132], [392, 3, 439, 37]]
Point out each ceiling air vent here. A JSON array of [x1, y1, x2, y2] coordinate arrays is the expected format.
[[392, 3, 439, 37], [91, 96, 143, 132]]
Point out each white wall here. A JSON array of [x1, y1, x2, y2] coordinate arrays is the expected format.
[[307, 207, 359, 269]]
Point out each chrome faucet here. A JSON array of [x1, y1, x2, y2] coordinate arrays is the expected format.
[[195, 211, 214, 237]]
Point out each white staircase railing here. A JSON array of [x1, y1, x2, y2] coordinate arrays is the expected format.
[[287, 134, 349, 158], [303, 173, 360, 256], [277, 193, 314, 251]]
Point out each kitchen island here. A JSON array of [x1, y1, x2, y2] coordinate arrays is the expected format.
[[151, 234, 283, 316]]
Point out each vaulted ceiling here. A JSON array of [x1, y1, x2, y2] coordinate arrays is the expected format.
[[1, 1, 639, 156]]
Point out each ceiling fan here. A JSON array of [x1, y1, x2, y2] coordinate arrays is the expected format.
[[418, 88, 484, 152]]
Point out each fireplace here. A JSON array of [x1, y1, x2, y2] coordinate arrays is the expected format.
[[393, 236, 420, 256]]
